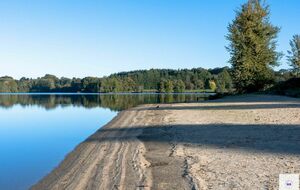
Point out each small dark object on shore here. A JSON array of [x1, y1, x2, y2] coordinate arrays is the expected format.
[[156, 105, 160, 109]]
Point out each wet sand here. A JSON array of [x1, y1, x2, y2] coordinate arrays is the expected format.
[[31, 94, 300, 190]]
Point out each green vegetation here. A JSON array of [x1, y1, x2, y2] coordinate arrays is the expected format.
[[225, 0, 300, 97], [227, 0, 281, 93], [268, 78, 300, 98], [207, 80, 217, 92], [287, 35, 300, 77], [0, 76, 18, 93], [0, 67, 233, 93]]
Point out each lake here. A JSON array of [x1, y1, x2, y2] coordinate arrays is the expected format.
[[0, 93, 211, 190]]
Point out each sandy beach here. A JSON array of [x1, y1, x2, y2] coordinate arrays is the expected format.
[[31, 94, 300, 190]]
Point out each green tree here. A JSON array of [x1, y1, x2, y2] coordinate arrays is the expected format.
[[59, 77, 72, 89], [216, 70, 233, 93], [81, 77, 101, 92], [18, 77, 32, 92], [226, 0, 281, 93], [0, 76, 18, 92], [184, 75, 194, 90], [159, 79, 174, 93], [32, 76, 55, 92], [287, 35, 300, 77], [123, 77, 137, 92], [208, 80, 217, 92], [71, 78, 83, 92], [111, 78, 121, 92], [159, 80, 166, 93], [173, 79, 185, 93], [158, 80, 166, 93], [165, 80, 174, 93], [195, 80, 204, 90]]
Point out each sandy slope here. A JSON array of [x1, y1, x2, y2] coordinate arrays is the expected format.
[[31, 94, 300, 190]]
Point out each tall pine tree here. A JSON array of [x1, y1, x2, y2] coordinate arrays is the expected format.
[[287, 35, 300, 77], [226, 0, 281, 93]]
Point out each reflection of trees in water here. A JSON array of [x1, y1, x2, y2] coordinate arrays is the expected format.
[[0, 94, 210, 111]]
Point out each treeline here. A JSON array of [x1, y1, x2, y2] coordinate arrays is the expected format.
[[0, 67, 234, 93]]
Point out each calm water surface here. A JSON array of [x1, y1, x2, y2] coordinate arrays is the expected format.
[[0, 93, 210, 190]]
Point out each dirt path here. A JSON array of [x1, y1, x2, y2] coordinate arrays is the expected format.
[[31, 95, 300, 190]]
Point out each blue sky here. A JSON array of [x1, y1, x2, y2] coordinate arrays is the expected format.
[[0, 0, 299, 79]]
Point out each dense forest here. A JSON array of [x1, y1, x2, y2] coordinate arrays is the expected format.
[[0, 67, 234, 93], [0, 67, 296, 94]]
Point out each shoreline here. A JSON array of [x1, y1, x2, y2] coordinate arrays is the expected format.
[[0, 92, 216, 95], [31, 94, 300, 190]]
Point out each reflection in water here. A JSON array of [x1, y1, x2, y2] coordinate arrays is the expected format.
[[0, 93, 211, 111], [0, 103, 117, 190], [0, 93, 211, 190]]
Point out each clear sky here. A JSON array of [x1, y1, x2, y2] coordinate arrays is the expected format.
[[0, 0, 299, 79]]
